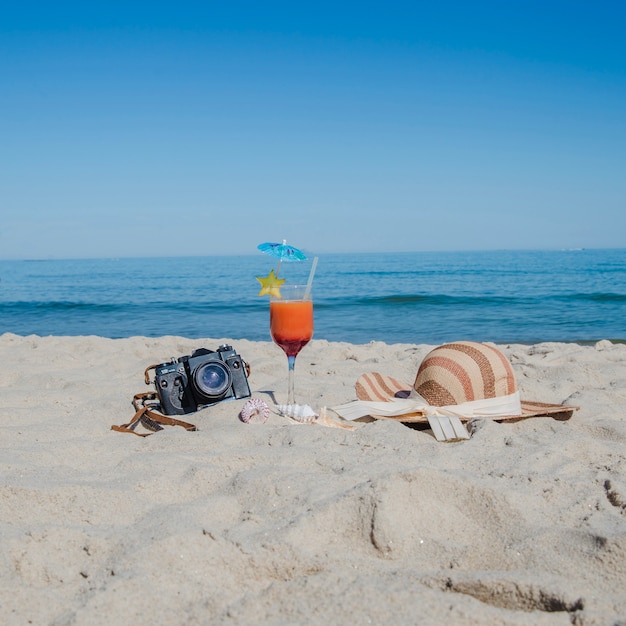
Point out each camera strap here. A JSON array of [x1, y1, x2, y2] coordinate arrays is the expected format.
[[111, 391, 198, 436], [111, 364, 198, 436]]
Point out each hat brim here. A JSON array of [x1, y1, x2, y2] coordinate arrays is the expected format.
[[355, 373, 578, 423]]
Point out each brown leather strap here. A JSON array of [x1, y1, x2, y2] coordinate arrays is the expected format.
[[112, 391, 197, 436], [144, 364, 159, 385]]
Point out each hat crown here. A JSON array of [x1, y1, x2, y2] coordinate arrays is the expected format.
[[413, 341, 518, 407]]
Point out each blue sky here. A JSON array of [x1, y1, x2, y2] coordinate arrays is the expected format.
[[1, 1, 625, 259]]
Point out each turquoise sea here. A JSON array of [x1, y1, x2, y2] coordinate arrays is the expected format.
[[1, 249, 625, 345]]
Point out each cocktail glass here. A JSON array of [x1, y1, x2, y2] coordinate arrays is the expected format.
[[270, 285, 314, 405]]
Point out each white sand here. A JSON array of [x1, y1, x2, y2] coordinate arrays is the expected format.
[[1, 333, 625, 625]]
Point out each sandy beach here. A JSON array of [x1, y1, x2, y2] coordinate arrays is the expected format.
[[1, 332, 625, 625]]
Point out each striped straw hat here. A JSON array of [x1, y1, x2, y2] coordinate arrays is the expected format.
[[355, 341, 577, 422]]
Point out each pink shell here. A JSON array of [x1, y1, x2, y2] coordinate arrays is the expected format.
[[240, 398, 270, 424]]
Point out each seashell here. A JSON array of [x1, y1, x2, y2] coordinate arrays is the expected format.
[[240, 398, 270, 424], [275, 404, 318, 423], [316, 407, 357, 430]]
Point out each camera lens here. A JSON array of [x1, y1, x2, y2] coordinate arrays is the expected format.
[[193, 361, 231, 398]]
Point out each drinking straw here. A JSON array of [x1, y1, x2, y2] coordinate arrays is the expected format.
[[304, 257, 318, 299]]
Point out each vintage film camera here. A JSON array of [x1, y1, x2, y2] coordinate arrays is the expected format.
[[154, 345, 251, 415]]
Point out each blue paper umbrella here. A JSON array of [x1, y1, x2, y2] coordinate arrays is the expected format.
[[257, 240, 307, 262]]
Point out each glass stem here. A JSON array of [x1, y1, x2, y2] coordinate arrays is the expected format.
[[287, 355, 296, 405]]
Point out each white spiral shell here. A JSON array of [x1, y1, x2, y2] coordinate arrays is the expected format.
[[240, 398, 270, 424], [275, 404, 318, 423]]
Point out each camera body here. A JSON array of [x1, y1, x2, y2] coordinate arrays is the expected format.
[[154, 345, 251, 415]]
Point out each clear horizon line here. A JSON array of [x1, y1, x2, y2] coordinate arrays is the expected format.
[[2, 246, 624, 263]]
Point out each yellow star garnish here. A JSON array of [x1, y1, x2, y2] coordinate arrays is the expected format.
[[256, 269, 285, 298]]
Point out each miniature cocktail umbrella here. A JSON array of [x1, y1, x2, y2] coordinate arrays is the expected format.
[[256, 240, 308, 298], [256, 240, 317, 300], [257, 240, 307, 276]]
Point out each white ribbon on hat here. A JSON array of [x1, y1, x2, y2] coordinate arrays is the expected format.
[[333, 390, 522, 422]]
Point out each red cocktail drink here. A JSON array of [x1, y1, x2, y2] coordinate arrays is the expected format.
[[269, 285, 313, 405], [270, 299, 313, 357]]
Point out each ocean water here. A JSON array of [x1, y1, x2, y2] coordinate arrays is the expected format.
[[1, 249, 625, 345]]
